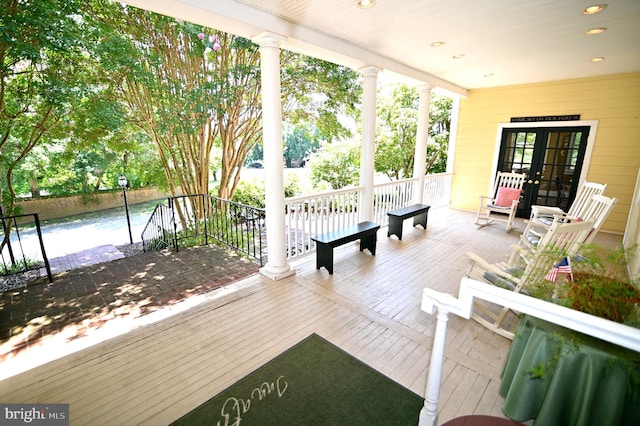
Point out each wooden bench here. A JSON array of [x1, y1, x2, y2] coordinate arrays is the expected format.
[[386, 203, 431, 240], [310, 221, 380, 274]]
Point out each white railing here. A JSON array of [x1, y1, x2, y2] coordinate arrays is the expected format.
[[418, 277, 640, 426], [424, 172, 452, 208], [284, 172, 452, 259], [284, 187, 363, 257], [372, 178, 418, 225]]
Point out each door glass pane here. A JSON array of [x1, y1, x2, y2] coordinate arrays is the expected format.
[[502, 131, 535, 174], [536, 131, 583, 210]]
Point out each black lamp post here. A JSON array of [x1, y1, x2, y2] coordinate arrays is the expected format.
[[118, 175, 133, 244]]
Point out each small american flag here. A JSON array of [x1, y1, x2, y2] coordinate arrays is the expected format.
[[545, 257, 573, 282]]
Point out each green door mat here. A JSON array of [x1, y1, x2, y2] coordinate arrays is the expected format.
[[173, 333, 424, 425]]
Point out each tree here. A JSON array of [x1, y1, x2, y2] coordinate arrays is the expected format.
[[375, 85, 418, 180], [283, 124, 320, 168], [0, 0, 90, 214], [374, 84, 451, 179], [427, 95, 452, 174], [308, 141, 360, 190], [92, 2, 361, 212]]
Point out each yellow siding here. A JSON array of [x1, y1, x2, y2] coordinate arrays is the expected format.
[[452, 72, 640, 234]]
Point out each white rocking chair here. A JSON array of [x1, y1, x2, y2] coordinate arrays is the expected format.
[[475, 171, 527, 232], [514, 193, 617, 263], [528, 181, 607, 231], [467, 218, 595, 339]]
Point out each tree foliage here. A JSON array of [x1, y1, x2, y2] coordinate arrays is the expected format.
[[90, 2, 361, 208], [0, 0, 91, 213], [283, 124, 320, 167], [375, 85, 418, 180], [2, 0, 362, 222], [308, 141, 360, 190], [374, 84, 451, 179]]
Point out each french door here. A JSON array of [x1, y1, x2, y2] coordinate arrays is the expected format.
[[498, 126, 590, 217]]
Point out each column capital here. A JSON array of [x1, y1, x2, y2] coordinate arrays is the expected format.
[[358, 65, 382, 77], [418, 83, 434, 92], [252, 31, 287, 48]]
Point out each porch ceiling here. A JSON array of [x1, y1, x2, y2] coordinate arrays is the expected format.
[[123, 0, 640, 95]]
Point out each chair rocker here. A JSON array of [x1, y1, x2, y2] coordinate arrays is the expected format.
[[466, 218, 595, 339], [527, 181, 606, 232], [475, 171, 527, 232]]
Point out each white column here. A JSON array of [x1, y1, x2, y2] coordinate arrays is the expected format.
[[418, 308, 450, 426], [359, 66, 380, 223], [446, 96, 460, 173], [413, 84, 432, 204], [253, 31, 294, 281]]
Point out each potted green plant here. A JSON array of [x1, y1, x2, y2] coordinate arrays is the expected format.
[[526, 244, 640, 327]]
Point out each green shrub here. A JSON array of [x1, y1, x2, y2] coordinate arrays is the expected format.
[[232, 179, 265, 208]]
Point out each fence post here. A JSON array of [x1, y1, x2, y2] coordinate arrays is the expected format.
[[203, 194, 209, 246], [169, 197, 179, 252], [34, 213, 53, 283]]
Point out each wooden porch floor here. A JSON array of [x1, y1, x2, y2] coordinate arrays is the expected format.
[[0, 208, 622, 425]]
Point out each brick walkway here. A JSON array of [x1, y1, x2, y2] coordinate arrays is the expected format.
[[46, 244, 126, 275], [0, 245, 260, 362]]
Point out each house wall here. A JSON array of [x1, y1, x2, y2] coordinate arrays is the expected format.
[[451, 72, 640, 234]]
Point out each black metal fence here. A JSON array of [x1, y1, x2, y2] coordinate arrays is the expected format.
[[141, 194, 266, 266], [140, 203, 176, 251], [1, 213, 53, 289]]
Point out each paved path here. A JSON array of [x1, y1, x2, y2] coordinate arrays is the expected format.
[[45, 244, 126, 275], [0, 244, 260, 363]]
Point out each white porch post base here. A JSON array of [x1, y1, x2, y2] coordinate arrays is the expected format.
[[259, 265, 296, 281]]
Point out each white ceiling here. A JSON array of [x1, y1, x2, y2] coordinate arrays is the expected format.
[[125, 0, 640, 95]]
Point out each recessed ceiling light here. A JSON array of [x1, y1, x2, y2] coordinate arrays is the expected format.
[[452, 54, 465, 59], [586, 27, 607, 35], [357, 0, 375, 9], [431, 41, 446, 47], [590, 57, 605, 62], [582, 4, 607, 15]]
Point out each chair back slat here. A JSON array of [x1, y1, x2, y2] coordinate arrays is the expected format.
[[521, 218, 596, 284], [581, 194, 617, 244], [492, 172, 527, 195], [567, 182, 607, 219]]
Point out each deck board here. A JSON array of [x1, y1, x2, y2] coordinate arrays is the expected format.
[[0, 207, 623, 425]]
